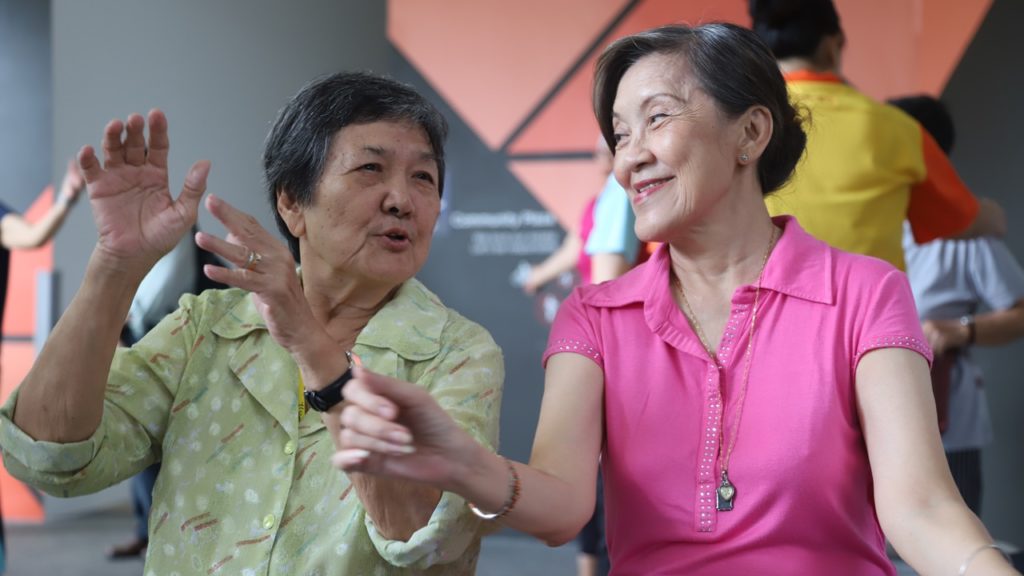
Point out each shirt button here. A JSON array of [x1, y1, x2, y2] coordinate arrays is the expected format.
[[263, 514, 276, 530], [284, 441, 296, 455]]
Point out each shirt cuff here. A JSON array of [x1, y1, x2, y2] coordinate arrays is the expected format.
[[365, 490, 482, 568], [0, 388, 105, 475]]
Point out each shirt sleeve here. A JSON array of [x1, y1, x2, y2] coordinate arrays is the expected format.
[[853, 268, 934, 369], [967, 237, 1024, 311], [0, 294, 196, 496], [542, 288, 604, 369], [906, 126, 979, 243], [584, 175, 639, 263], [365, 318, 504, 569]]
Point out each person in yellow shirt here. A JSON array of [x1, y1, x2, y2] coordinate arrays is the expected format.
[[750, 0, 1006, 270]]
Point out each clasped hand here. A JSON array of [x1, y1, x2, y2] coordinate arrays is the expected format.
[[332, 367, 477, 492]]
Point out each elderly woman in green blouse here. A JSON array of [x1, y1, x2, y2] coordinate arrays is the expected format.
[[0, 72, 503, 575]]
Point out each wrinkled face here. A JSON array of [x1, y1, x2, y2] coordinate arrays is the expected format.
[[281, 120, 441, 289], [611, 52, 743, 242]]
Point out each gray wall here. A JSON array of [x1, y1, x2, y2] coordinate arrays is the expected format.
[[48, 0, 388, 518], [0, 0, 51, 213], [944, 0, 1024, 546]]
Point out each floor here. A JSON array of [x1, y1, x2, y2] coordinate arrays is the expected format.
[[0, 507, 940, 575]]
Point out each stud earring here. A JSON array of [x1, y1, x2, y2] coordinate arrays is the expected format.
[[739, 153, 749, 163]]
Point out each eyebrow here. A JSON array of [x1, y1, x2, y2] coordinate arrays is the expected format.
[[361, 145, 437, 164], [612, 92, 685, 119]]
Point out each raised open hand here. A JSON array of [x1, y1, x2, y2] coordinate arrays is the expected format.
[[196, 194, 316, 352], [78, 109, 209, 275]]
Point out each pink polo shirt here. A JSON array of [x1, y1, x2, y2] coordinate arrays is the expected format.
[[544, 216, 931, 576]]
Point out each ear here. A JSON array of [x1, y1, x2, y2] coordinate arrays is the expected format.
[[276, 189, 306, 238], [736, 105, 773, 165]]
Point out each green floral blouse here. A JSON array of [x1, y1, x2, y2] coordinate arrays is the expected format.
[[0, 279, 504, 575]]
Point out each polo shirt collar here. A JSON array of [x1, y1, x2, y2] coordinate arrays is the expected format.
[[211, 276, 444, 361], [759, 215, 834, 305], [579, 215, 833, 312]]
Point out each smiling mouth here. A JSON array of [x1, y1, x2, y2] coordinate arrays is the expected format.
[[635, 177, 672, 193], [632, 177, 674, 202]]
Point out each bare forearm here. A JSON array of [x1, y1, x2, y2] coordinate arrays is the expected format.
[[13, 248, 143, 442], [885, 497, 1017, 576], [526, 235, 581, 291], [454, 442, 593, 546], [0, 201, 72, 250], [352, 474, 441, 540], [976, 304, 1024, 347], [28, 200, 73, 247]]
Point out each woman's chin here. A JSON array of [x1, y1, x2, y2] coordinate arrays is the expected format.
[[634, 219, 669, 245]]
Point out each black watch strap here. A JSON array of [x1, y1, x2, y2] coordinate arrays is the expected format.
[[303, 351, 354, 412]]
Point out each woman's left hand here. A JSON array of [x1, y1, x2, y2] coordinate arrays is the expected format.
[[196, 194, 314, 352]]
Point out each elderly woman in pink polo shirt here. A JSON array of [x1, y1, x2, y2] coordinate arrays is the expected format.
[[329, 24, 1018, 576]]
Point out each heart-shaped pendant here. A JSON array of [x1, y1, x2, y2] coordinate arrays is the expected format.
[[718, 484, 735, 502], [716, 472, 736, 511]]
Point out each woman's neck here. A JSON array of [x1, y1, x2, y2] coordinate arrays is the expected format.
[[667, 190, 777, 293], [300, 265, 399, 344]]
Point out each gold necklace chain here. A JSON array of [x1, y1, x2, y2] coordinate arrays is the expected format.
[[672, 225, 779, 510]]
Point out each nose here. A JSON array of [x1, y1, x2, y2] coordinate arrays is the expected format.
[[382, 179, 414, 218], [614, 133, 653, 190]]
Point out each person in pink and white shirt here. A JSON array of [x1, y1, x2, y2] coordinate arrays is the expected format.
[[329, 23, 1018, 576]]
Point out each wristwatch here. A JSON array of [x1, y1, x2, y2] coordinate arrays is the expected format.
[[959, 315, 976, 346], [303, 351, 354, 412]]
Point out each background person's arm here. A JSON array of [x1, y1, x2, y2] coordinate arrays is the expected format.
[[923, 300, 1024, 354], [586, 175, 639, 284], [922, 237, 1024, 354], [954, 197, 1006, 239], [589, 253, 631, 284], [523, 232, 582, 294], [0, 159, 84, 250]]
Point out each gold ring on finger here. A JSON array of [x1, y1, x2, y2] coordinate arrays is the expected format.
[[243, 250, 262, 270]]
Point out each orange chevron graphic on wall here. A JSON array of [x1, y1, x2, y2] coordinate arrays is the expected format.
[[388, 0, 991, 231]]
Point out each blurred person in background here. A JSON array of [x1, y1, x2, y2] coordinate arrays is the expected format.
[[751, 0, 1007, 270], [891, 96, 1024, 569]]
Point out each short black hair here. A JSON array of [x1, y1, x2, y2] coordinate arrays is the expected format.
[[593, 23, 806, 195], [888, 95, 956, 155], [263, 72, 448, 262], [749, 0, 841, 59]]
